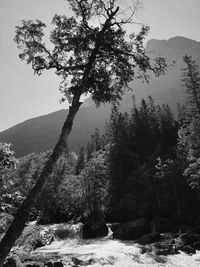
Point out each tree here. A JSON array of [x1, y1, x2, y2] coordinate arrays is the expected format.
[[181, 55, 200, 116], [155, 157, 181, 216], [107, 96, 179, 220], [178, 56, 200, 189], [0, 143, 17, 213], [0, 143, 16, 177], [79, 149, 109, 216], [75, 146, 85, 175], [0, 0, 165, 264]]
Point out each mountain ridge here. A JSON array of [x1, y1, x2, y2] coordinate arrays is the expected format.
[[1, 36, 199, 157]]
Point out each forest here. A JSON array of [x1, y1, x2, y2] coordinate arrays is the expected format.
[[1, 0, 200, 266], [1, 55, 200, 265]]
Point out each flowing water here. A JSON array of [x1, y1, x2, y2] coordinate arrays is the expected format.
[[33, 223, 200, 266]]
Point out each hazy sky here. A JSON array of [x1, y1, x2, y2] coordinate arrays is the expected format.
[[0, 0, 200, 131]]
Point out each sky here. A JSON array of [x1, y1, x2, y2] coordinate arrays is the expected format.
[[0, 0, 200, 131]]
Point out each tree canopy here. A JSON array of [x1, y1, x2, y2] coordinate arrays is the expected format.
[[14, 0, 165, 106]]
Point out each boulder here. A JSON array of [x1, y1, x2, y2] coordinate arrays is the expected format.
[[109, 223, 121, 233], [113, 218, 151, 240], [14, 223, 54, 252], [44, 262, 63, 267], [25, 263, 41, 267], [83, 212, 108, 239], [138, 232, 161, 244], [71, 257, 96, 266], [3, 255, 24, 267], [33, 229, 54, 249], [155, 232, 200, 255], [83, 221, 108, 239], [53, 263, 63, 267], [155, 239, 178, 255], [181, 245, 196, 254], [0, 213, 14, 234], [140, 245, 153, 254]]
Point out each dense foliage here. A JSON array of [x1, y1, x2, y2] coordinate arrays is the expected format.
[[2, 55, 200, 231]]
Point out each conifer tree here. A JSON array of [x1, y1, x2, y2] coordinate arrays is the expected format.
[[179, 56, 200, 189], [182, 55, 200, 116], [75, 146, 85, 175]]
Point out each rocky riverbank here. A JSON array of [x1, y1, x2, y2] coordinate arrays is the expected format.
[[2, 213, 200, 266]]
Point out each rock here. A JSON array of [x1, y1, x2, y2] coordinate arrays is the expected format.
[[54, 263, 63, 267], [156, 248, 172, 256], [181, 245, 196, 254], [34, 229, 54, 249], [155, 218, 176, 233], [154, 232, 200, 255], [155, 236, 179, 255], [175, 233, 198, 248], [193, 241, 200, 250], [140, 245, 153, 254], [83, 212, 108, 239], [25, 263, 41, 267], [113, 218, 151, 240], [71, 257, 81, 266], [71, 257, 95, 266], [138, 232, 161, 244], [44, 261, 63, 267], [0, 213, 14, 234], [109, 223, 121, 233], [3, 255, 24, 267], [14, 223, 54, 252], [45, 261, 64, 267], [83, 221, 108, 239]]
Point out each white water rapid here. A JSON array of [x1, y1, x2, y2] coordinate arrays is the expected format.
[[33, 223, 200, 266]]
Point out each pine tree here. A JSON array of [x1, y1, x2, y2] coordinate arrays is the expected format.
[[182, 55, 200, 116], [75, 147, 85, 175], [179, 56, 200, 189]]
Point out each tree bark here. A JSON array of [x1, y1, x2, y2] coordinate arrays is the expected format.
[[0, 94, 82, 267]]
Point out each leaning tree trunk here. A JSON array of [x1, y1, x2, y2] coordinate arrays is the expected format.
[[0, 95, 82, 267]]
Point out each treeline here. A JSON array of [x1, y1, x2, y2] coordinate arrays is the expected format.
[[1, 55, 200, 225]]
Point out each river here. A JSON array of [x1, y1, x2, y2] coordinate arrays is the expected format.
[[30, 223, 200, 266]]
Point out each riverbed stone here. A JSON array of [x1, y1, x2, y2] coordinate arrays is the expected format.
[[0, 212, 14, 234], [3, 255, 25, 267], [83, 220, 108, 239], [138, 232, 161, 244], [44, 261, 63, 267], [113, 218, 151, 240], [83, 212, 108, 239], [25, 263, 42, 267], [53, 262, 63, 267]]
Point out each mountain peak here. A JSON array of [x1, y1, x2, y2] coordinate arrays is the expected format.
[[146, 36, 200, 60], [1, 36, 200, 157]]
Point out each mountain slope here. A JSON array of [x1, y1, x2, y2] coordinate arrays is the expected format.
[[1, 36, 200, 157]]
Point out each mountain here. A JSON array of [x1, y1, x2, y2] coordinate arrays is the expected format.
[[0, 105, 110, 157], [1, 36, 200, 157]]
